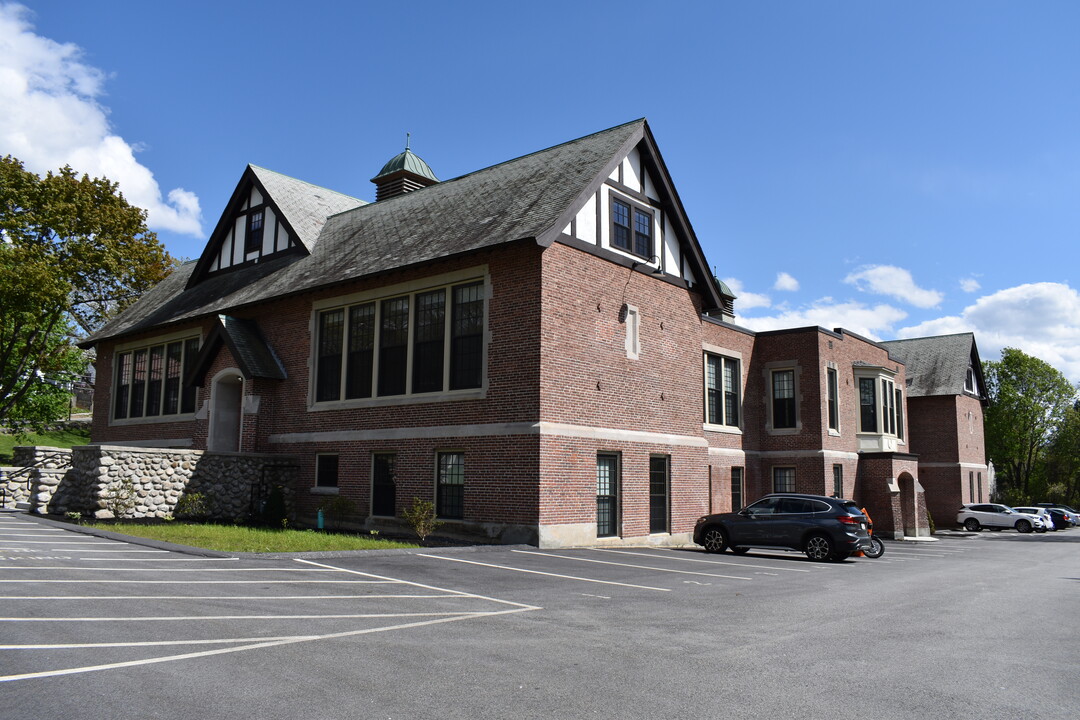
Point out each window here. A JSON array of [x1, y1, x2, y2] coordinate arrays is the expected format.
[[895, 387, 904, 441], [965, 367, 977, 394], [705, 354, 740, 427], [596, 454, 619, 537], [315, 280, 485, 402], [882, 378, 896, 435], [827, 367, 839, 431], [113, 336, 200, 420], [773, 467, 795, 493], [611, 196, 653, 258], [436, 452, 464, 520], [245, 209, 264, 253], [771, 369, 796, 429], [316, 454, 339, 488], [832, 464, 843, 498], [649, 455, 669, 534], [731, 467, 744, 511], [371, 453, 395, 517], [859, 377, 877, 433]]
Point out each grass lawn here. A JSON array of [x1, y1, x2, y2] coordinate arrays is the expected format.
[[0, 427, 91, 464], [81, 521, 421, 553]]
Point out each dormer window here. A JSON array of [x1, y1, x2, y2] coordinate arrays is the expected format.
[[965, 366, 977, 394], [611, 197, 653, 258], [245, 209, 264, 254]]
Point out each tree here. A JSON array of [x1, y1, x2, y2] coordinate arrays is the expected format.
[[983, 347, 1078, 503], [1044, 403, 1080, 505], [0, 156, 173, 429]]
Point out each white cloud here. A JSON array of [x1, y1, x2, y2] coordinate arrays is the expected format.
[[959, 277, 981, 293], [0, 4, 202, 236], [774, 271, 799, 292], [898, 282, 1080, 383], [844, 265, 943, 309], [737, 297, 908, 339], [722, 277, 771, 310]]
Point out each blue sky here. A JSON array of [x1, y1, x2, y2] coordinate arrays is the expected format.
[[3, 1, 1080, 381]]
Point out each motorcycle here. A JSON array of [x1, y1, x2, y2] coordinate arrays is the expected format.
[[862, 508, 885, 558]]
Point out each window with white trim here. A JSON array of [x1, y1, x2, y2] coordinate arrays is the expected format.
[[314, 280, 484, 402], [611, 196, 653, 258], [855, 369, 900, 439], [113, 336, 200, 420], [826, 367, 840, 432], [705, 353, 740, 427]]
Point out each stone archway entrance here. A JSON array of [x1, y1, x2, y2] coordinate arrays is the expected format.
[[208, 369, 243, 452], [897, 471, 928, 537]]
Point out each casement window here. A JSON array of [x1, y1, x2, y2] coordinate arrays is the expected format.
[[827, 367, 840, 432], [832, 464, 843, 498], [245, 208, 264, 253], [731, 466, 744, 511], [316, 453, 339, 488], [649, 455, 670, 534], [113, 337, 200, 420], [314, 279, 485, 403], [859, 377, 877, 432], [611, 197, 653, 258], [705, 353, 740, 427], [771, 369, 796, 429], [773, 467, 795, 493], [436, 452, 464, 520]]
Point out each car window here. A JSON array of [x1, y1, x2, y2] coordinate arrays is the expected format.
[[746, 498, 780, 515], [838, 501, 861, 515], [777, 498, 813, 514], [971, 505, 992, 512]]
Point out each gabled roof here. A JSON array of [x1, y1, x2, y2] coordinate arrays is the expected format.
[[187, 315, 286, 386], [83, 119, 725, 347], [881, 333, 985, 400]]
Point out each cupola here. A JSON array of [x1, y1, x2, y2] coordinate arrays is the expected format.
[[371, 134, 439, 201]]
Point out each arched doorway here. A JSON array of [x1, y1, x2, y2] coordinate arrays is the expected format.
[[208, 369, 243, 452], [897, 471, 927, 537]]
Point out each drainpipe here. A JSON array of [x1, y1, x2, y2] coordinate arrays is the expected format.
[[912, 476, 919, 538]]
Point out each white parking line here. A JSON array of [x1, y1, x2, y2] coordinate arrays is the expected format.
[[0, 608, 534, 683], [415, 553, 671, 591], [590, 548, 811, 572], [0, 566, 345, 572], [0, 594, 462, 601], [0, 540, 124, 545], [512, 550, 754, 581], [2, 636, 321, 650], [0, 612, 492, 622], [0, 579, 396, 584]]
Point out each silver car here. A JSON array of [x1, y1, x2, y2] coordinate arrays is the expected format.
[[956, 504, 1046, 533]]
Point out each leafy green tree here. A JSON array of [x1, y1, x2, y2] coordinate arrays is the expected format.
[[1044, 403, 1080, 505], [984, 347, 1078, 502], [0, 156, 173, 429]]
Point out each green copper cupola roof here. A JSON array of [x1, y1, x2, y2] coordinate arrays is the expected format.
[[371, 134, 439, 201]]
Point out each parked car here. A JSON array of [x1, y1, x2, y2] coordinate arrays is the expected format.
[[694, 493, 871, 562], [1042, 507, 1076, 529], [1035, 503, 1079, 527], [1011, 506, 1057, 532], [956, 504, 1046, 533]]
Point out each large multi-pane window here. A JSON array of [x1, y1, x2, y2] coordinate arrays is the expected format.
[[859, 377, 877, 432], [611, 197, 653, 258], [773, 467, 796, 493], [436, 452, 464, 520], [315, 280, 485, 402], [827, 367, 839, 431], [771, 369, 796, 429], [857, 374, 900, 438], [596, 454, 619, 537], [114, 337, 199, 420], [705, 353, 740, 427]]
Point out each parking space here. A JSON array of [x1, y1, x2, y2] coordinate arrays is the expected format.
[[0, 513, 538, 684]]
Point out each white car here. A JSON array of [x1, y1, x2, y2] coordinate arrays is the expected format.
[[957, 504, 1046, 533], [1011, 506, 1057, 532]]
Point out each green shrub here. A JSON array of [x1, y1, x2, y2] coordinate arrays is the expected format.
[[402, 497, 439, 543], [174, 492, 209, 520], [319, 495, 356, 530]]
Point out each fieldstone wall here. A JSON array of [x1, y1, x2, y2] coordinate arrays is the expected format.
[[1, 447, 72, 511], [5, 445, 300, 521]]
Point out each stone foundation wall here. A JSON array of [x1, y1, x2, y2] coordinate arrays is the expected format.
[[7, 445, 300, 521]]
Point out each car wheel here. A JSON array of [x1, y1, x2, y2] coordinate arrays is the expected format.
[[1035, 526, 1047, 534], [963, 518, 981, 532], [701, 528, 728, 553], [731, 546, 749, 555], [1015, 519, 1032, 534], [804, 533, 834, 561]]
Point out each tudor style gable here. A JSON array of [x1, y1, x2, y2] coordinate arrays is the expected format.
[[544, 122, 734, 316], [186, 166, 365, 288]]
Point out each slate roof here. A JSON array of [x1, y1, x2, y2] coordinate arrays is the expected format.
[[250, 166, 367, 250], [83, 119, 691, 347], [881, 333, 983, 398], [188, 315, 287, 385]]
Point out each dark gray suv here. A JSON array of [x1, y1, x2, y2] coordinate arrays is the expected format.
[[693, 493, 871, 562]]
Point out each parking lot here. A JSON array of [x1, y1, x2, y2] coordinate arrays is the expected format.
[[2, 511, 1078, 719]]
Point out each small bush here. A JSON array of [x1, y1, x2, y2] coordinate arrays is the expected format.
[[102, 478, 136, 517], [174, 492, 209, 520], [402, 497, 440, 543], [319, 495, 356, 530]]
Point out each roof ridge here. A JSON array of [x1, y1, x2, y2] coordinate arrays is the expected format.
[[249, 164, 366, 205]]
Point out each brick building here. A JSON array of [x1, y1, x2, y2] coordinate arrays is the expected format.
[[82, 119, 986, 545]]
